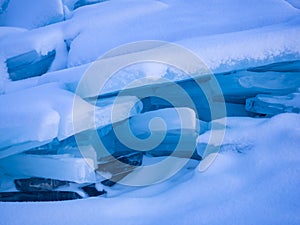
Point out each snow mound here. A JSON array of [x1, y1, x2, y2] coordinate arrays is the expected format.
[[0, 114, 299, 225]]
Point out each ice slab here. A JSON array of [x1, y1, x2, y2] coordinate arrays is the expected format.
[[0, 82, 143, 158], [6, 50, 56, 81], [129, 107, 198, 135], [246, 92, 300, 115], [67, 0, 300, 69], [101, 107, 200, 159], [0, 153, 96, 183]]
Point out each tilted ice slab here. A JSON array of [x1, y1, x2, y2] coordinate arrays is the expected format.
[[66, 0, 300, 69], [0, 82, 142, 159], [0, 0, 299, 88]]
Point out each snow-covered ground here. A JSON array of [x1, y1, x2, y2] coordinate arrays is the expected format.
[[0, 0, 300, 224], [1, 114, 299, 225]]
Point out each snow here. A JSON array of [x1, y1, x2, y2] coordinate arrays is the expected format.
[[0, 0, 64, 29], [0, 0, 300, 224], [0, 26, 26, 38], [0, 113, 299, 225], [0, 82, 142, 158], [178, 21, 300, 72], [0, 0, 299, 89], [66, 0, 300, 70]]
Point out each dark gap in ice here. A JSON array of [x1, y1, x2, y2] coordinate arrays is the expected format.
[[81, 184, 106, 197], [0, 191, 82, 202], [14, 177, 69, 192]]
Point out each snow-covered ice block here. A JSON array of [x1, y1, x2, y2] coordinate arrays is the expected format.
[[0, 24, 68, 84], [2, 64, 89, 94], [0, 153, 96, 183], [0, 82, 143, 158], [66, 0, 300, 68], [107, 107, 200, 159], [246, 92, 300, 115], [129, 107, 198, 135], [0, 0, 64, 29], [0, 83, 91, 150], [6, 50, 56, 81]]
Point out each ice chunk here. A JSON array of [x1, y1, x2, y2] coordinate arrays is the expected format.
[[0, 82, 143, 158], [246, 92, 300, 115], [130, 107, 198, 135], [6, 50, 56, 81], [0, 23, 68, 83], [67, 0, 300, 69], [106, 108, 200, 159], [0, 153, 96, 183], [0, 83, 90, 149]]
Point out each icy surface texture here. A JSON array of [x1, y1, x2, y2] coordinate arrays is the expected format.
[[246, 92, 300, 115]]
